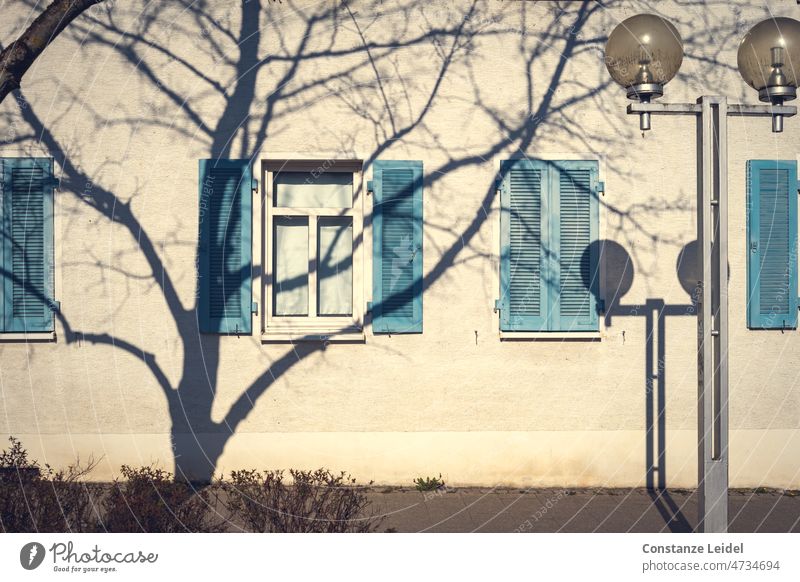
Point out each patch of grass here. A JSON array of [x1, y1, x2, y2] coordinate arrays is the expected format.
[[413, 474, 445, 492]]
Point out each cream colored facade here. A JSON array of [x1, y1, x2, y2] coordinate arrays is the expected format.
[[1, 1, 799, 488]]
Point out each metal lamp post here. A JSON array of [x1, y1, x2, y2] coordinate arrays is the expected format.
[[605, 14, 800, 533]]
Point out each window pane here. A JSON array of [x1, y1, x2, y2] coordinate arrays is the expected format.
[[274, 171, 352, 208], [273, 216, 308, 315], [318, 217, 353, 316]]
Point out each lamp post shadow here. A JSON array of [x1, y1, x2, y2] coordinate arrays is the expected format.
[[585, 239, 701, 532]]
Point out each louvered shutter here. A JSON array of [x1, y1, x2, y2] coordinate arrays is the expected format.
[[552, 161, 599, 331], [746, 160, 798, 329], [198, 159, 252, 334], [372, 160, 423, 333], [499, 159, 548, 331], [1, 158, 55, 333]]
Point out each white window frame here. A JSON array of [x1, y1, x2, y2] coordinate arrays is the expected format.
[[260, 159, 364, 341]]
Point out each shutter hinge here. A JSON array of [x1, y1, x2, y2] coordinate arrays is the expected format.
[[251, 301, 258, 315], [366, 301, 373, 313], [494, 299, 501, 313], [49, 300, 61, 313], [598, 299, 605, 314], [367, 180, 374, 195], [252, 178, 258, 192], [598, 181, 605, 196]]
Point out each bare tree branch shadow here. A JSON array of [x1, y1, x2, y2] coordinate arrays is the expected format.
[[1, 0, 742, 488]]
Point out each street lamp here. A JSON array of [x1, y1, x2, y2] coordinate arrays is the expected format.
[[737, 17, 800, 132], [605, 14, 684, 130], [604, 15, 800, 533]]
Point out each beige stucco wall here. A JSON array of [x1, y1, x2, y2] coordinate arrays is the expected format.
[[1, 0, 799, 487]]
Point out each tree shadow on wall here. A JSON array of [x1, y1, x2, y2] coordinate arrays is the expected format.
[[5, 0, 619, 486], [3, 0, 736, 495]]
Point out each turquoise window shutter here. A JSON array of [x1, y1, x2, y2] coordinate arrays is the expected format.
[[1, 158, 55, 333], [746, 159, 798, 329], [372, 160, 423, 333], [551, 161, 599, 331], [198, 159, 252, 334], [499, 159, 548, 332]]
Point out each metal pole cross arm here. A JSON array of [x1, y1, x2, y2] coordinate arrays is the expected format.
[[628, 102, 797, 117], [629, 101, 797, 131]]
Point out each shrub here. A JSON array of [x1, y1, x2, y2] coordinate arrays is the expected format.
[[102, 465, 223, 532], [0, 436, 101, 532], [413, 474, 445, 492], [222, 468, 383, 533], [0, 436, 40, 532], [36, 463, 103, 532], [2, 438, 384, 533]]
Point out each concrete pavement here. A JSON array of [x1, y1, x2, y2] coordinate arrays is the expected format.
[[367, 488, 800, 533]]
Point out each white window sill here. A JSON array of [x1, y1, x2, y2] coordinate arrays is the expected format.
[[0, 332, 56, 342], [499, 331, 602, 341], [261, 326, 365, 343]]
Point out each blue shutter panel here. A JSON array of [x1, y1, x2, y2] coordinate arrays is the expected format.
[[198, 159, 252, 334], [1, 158, 55, 333], [372, 160, 423, 333], [746, 160, 798, 329], [499, 159, 548, 331], [552, 161, 599, 331]]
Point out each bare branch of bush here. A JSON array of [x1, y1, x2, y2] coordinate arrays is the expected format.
[[222, 468, 384, 533], [102, 465, 224, 533], [0, 436, 103, 532]]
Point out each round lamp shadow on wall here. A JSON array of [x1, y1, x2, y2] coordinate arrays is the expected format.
[[605, 14, 684, 131], [582, 240, 634, 324], [676, 240, 700, 304], [676, 239, 730, 306], [737, 17, 800, 133]]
